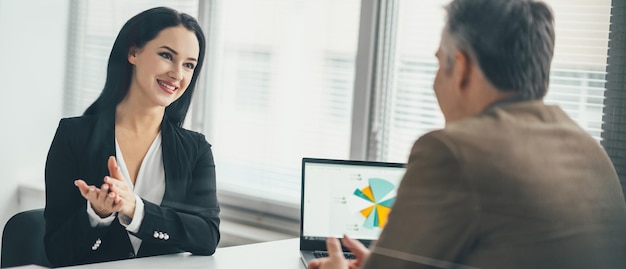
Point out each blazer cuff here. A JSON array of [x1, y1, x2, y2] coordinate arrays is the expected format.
[[119, 194, 144, 233], [86, 200, 116, 227]]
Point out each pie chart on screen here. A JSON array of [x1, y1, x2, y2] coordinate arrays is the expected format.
[[353, 178, 396, 229]]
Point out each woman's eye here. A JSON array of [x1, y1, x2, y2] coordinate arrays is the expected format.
[[184, 63, 195, 69], [159, 52, 173, 60]]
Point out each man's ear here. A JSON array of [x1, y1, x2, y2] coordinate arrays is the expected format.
[[128, 46, 138, 64], [453, 50, 471, 92]]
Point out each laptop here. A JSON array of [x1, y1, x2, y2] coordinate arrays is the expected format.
[[299, 158, 406, 266]]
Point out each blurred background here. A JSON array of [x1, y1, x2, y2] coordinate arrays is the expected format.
[[0, 0, 622, 255]]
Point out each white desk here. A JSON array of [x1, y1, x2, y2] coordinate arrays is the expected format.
[[61, 238, 306, 269]]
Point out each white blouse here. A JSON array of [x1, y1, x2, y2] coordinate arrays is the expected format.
[[87, 132, 166, 255]]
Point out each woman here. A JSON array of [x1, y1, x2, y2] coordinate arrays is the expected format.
[[44, 7, 219, 267]]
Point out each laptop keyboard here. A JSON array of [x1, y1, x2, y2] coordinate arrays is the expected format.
[[313, 251, 356, 260]]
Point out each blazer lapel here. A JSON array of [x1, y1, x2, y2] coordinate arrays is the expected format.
[[85, 108, 117, 186], [86, 110, 189, 204], [160, 118, 187, 203]]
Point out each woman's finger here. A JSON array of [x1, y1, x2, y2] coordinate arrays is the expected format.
[[112, 197, 124, 212], [104, 191, 116, 208], [74, 180, 92, 197], [79, 184, 99, 203], [106, 177, 132, 200], [107, 156, 125, 183], [95, 184, 108, 203]]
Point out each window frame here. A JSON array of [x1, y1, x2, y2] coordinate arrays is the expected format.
[[195, 0, 626, 218], [192, 0, 383, 220], [601, 0, 626, 200], [64, 0, 626, 222]]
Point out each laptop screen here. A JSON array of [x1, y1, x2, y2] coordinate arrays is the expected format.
[[300, 158, 406, 248]]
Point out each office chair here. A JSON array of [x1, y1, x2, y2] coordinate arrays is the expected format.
[[1, 208, 53, 268]]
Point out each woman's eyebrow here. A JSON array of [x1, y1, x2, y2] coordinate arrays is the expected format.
[[159, 45, 198, 62]]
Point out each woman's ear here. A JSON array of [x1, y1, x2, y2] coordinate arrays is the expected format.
[[128, 46, 138, 64]]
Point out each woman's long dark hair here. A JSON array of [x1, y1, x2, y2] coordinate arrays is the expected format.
[[83, 7, 206, 127]]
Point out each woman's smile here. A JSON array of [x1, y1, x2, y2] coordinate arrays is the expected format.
[[157, 79, 178, 94]]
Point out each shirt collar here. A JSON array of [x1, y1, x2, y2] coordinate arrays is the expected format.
[[485, 94, 526, 111]]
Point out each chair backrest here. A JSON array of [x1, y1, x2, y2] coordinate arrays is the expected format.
[[1, 208, 53, 268]]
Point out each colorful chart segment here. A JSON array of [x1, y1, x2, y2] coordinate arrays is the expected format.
[[354, 178, 396, 229]]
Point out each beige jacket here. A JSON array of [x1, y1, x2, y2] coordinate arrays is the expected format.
[[364, 101, 626, 269]]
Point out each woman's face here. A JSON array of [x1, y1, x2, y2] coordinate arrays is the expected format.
[[127, 25, 200, 108]]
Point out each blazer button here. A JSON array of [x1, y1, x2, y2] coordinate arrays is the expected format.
[[158, 232, 165, 239], [153, 231, 159, 238], [91, 238, 101, 250], [163, 233, 170, 240]]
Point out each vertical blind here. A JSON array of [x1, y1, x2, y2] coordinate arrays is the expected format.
[[602, 0, 626, 199], [373, 0, 613, 164], [64, 0, 198, 117]]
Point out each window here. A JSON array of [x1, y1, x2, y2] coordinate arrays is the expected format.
[[200, 0, 362, 206], [63, 0, 199, 117], [63, 0, 623, 217], [373, 0, 612, 163], [602, 0, 626, 198], [543, 1, 610, 140]]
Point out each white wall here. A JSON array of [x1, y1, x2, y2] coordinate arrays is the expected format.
[[0, 0, 69, 253]]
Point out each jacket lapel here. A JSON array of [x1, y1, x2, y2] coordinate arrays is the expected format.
[[160, 117, 187, 203], [85, 108, 117, 186], [86, 110, 189, 204]]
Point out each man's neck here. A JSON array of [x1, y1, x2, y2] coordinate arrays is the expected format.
[[484, 93, 526, 111]]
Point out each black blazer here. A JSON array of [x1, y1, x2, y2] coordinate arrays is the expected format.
[[44, 109, 220, 267]]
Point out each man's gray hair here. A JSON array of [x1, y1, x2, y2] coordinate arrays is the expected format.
[[444, 0, 555, 100]]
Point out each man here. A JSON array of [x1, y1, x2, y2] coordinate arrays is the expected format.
[[309, 0, 626, 268]]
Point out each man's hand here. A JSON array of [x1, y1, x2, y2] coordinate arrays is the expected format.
[[308, 237, 349, 269], [308, 235, 371, 269], [342, 235, 370, 269]]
